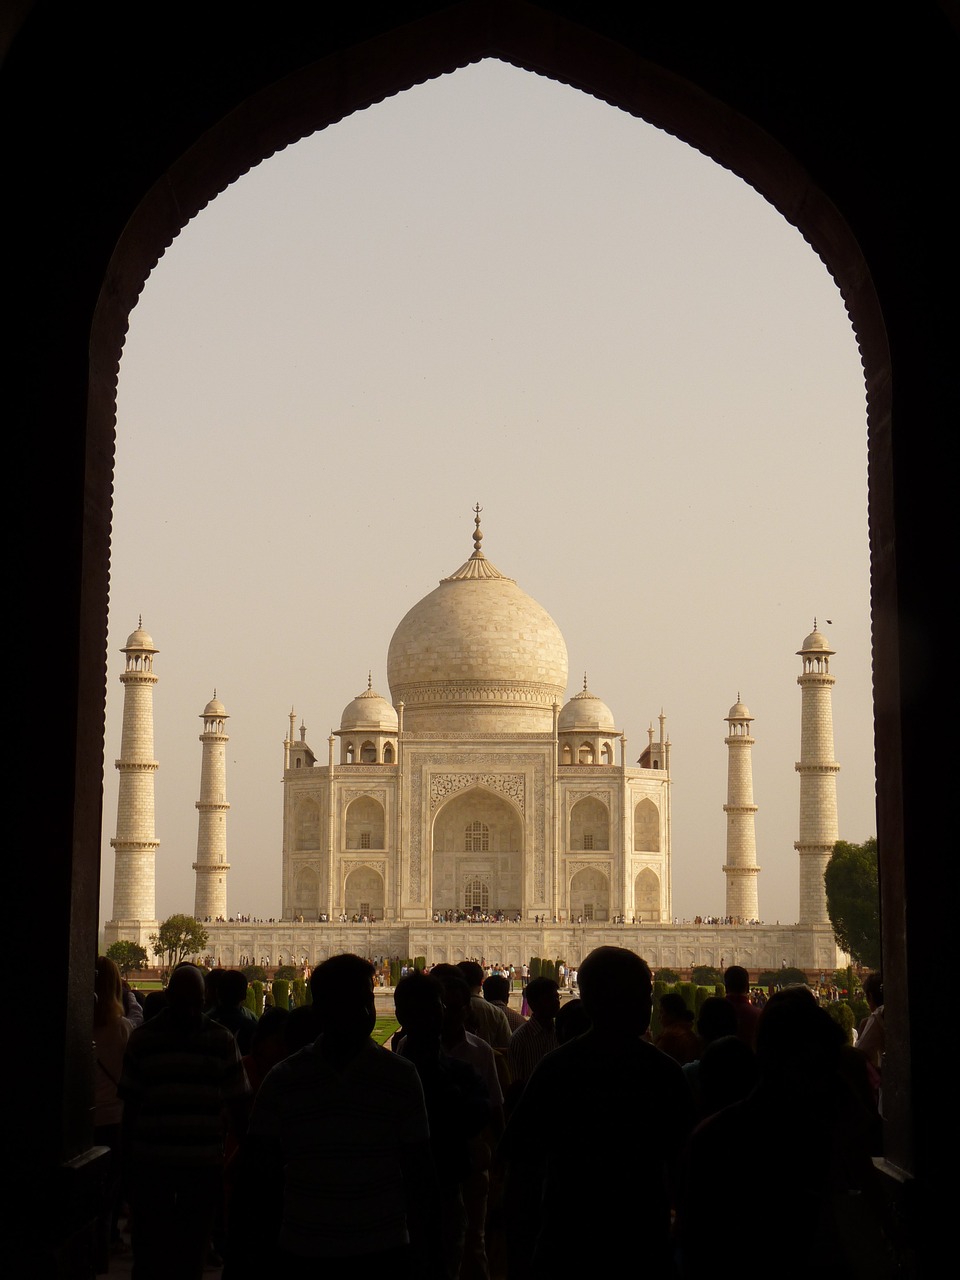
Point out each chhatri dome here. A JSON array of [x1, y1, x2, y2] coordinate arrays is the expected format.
[[387, 506, 568, 733], [340, 675, 400, 733], [558, 676, 617, 732]]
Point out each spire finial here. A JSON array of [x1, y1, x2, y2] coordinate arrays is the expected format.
[[472, 503, 484, 556], [814, 616, 818, 631], [213, 687, 217, 699], [737, 690, 740, 703], [138, 613, 142, 629], [583, 671, 588, 692], [367, 670, 372, 691]]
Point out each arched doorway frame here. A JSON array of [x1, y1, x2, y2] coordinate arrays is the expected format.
[[47, 4, 923, 1190]]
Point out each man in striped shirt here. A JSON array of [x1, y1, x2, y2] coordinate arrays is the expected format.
[[120, 963, 249, 1279]]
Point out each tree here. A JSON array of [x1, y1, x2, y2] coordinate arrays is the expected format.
[[105, 939, 148, 976], [825, 838, 881, 969], [150, 914, 209, 969]]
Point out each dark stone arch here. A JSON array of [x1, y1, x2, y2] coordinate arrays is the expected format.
[[9, 5, 952, 1258]]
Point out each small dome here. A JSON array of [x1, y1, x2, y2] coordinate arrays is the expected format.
[[203, 694, 227, 718], [558, 685, 616, 733], [727, 699, 752, 720], [340, 685, 399, 733], [124, 623, 156, 651], [799, 628, 834, 654]]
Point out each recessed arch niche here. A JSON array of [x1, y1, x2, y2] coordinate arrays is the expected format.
[[432, 787, 522, 914]]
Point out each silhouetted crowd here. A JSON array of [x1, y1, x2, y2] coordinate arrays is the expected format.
[[92, 952, 891, 1279]]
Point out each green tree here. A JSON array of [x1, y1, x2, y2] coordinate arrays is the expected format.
[[105, 939, 147, 976], [150, 914, 209, 969], [825, 838, 881, 968]]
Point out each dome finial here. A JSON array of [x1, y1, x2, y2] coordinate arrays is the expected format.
[[138, 613, 142, 629], [472, 503, 484, 557], [367, 670, 372, 691], [583, 671, 588, 692]]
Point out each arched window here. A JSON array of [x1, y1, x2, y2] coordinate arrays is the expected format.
[[383, 743, 395, 764], [360, 741, 377, 763], [578, 743, 595, 764], [562, 743, 572, 764], [465, 821, 489, 851], [464, 877, 489, 912], [601, 742, 613, 765]]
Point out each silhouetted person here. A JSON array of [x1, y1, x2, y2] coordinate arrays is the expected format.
[[656, 991, 702, 1065], [723, 964, 761, 1049], [678, 987, 880, 1279], [483, 973, 526, 1032], [507, 977, 559, 1094], [119, 963, 248, 1280], [502, 946, 693, 1278], [237, 954, 438, 1277], [395, 971, 491, 1279]]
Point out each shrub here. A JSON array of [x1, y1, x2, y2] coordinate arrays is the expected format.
[[249, 980, 264, 1017], [691, 965, 723, 987], [826, 1000, 855, 1045], [272, 979, 290, 1011], [275, 965, 297, 981], [529, 957, 542, 980], [291, 977, 306, 1008], [656, 968, 680, 984], [414, 956, 426, 972], [243, 964, 268, 984]]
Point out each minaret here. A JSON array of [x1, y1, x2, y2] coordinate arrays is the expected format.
[[795, 623, 839, 924], [192, 692, 231, 921], [723, 696, 760, 921], [104, 620, 160, 947]]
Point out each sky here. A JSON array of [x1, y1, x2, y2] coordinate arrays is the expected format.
[[98, 59, 874, 932]]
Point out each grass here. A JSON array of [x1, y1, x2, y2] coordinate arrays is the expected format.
[[373, 1016, 400, 1046]]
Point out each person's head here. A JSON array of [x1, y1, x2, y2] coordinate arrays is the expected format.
[[659, 991, 695, 1029], [696, 995, 738, 1043], [862, 972, 883, 1009], [168, 963, 207, 1016], [219, 969, 249, 1007], [482, 974, 510, 1004], [94, 955, 124, 1025], [525, 977, 560, 1023], [430, 964, 472, 1037], [578, 947, 652, 1034], [457, 961, 484, 993], [756, 986, 842, 1084], [724, 964, 750, 995], [395, 971, 445, 1043], [309, 954, 376, 1044], [555, 997, 592, 1044]]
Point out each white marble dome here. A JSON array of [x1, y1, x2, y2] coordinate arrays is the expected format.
[[124, 623, 156, 651], [340, 683, 399, 733], [387, 533, 568, 733], [203, 694, 227, 718], [558, 684, 616, 732]]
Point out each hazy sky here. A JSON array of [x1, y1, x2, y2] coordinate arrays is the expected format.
[[99, 59, 874, 932]]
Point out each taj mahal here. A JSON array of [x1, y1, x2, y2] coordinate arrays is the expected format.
[[104, 509, 845, 972]]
